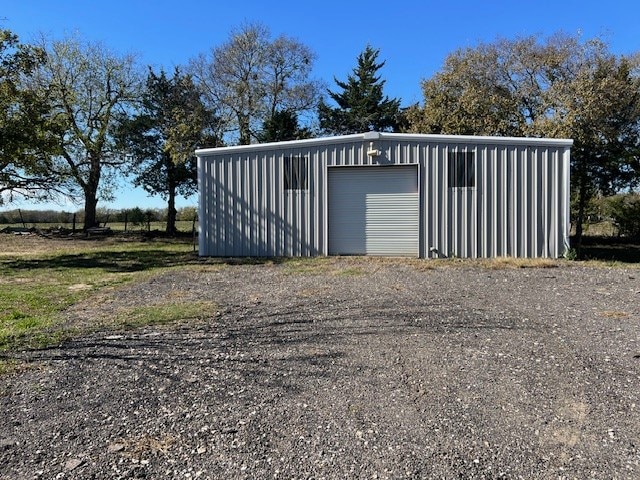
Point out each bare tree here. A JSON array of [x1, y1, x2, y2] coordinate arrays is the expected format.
[[190, 23, 321, 145]]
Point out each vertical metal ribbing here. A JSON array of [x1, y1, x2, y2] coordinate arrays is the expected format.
[[198, 135, 570, 259], [531, 147, 538, 257], [258, 154, 265, 255], [549, 148, 557, 257], [234, 157, 242, 255], [242, 156, 249, 255], [562, 147, 571, 256], [504, 147, 509, 256], [479, 145, 487, 258], [490, 146, 498, 258], [542, 148, 549, 257], [197, 156, 206, 255], [522, 148, 529, 258], [512, 147, 519, 256], [445, 144, 451, 258]]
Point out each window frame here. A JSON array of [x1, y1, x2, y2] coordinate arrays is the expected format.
[[284, 155, 308, 190], [448, 151, 475, 188]]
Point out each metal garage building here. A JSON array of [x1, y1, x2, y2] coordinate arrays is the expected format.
[[196, 132, 572, 258]]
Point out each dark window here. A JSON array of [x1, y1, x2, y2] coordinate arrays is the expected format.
[[448, 151, 475, 188], [284, 156, 308, 190]]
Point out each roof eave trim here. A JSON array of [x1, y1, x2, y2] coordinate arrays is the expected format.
[[195, 132, 573, 156]]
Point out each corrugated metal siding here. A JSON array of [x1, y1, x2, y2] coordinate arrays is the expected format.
[[328, 166, 419, 256], [418, 141, 569, 258], [198, 133, 570, 258], [198, 148, 318, 256]]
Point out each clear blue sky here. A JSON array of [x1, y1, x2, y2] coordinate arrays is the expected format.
[[3, 0, 639, 212]]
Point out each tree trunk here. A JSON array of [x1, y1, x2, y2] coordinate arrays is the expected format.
[[574, 175, 589, 258], [239, 114, 251, 145], [166, 160, 177, 235], [166, 189, 177, 235], [83, 154, 102, 230], [83, 191, 99, 230]]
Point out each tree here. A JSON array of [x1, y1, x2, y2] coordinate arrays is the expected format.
[[0, 29, 59, 202], [117, 68, 215, 234], [406, 33, 640, 250], [257, 109, 311, 142], [543, 45, 640, 246], [31, 34, 141, 229], [190, 23, 321, 145], [604, 193, 640, 240], [318, 45, 402, 135]]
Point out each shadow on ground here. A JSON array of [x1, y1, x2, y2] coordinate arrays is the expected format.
[[575, 235, 640, 263], [2, 248, 287, 273]]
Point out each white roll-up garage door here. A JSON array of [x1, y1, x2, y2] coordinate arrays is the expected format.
[[328, 165, 419, 256]]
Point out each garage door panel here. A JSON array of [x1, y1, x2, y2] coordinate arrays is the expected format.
[[328, 166, 419, 256]]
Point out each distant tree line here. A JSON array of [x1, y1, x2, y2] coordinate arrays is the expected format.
[[0, 206, 197, 228], [2, 25, 640, 248]]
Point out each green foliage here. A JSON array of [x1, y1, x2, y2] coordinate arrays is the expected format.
[[603, 194, 640, 239], [407, 33, 640, 245], [126, 207, 146, 226], [319, 45, 401, 135], [117, 68, 212, 234], [0, 29, 60, 202], [0, 209, 74, 225], [176, 206, 197, 221], [258, 109, 312, 142], [564, 248, 578, 261]]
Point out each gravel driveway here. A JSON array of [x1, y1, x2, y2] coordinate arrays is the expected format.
[[1, 258, 639, 479]]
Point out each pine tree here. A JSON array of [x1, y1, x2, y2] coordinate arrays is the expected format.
[[258, 110, 311, 142], [319, 45, 401, 135], [116, 68, 216, 234]]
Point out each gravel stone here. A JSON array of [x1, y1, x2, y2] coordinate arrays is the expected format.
[[1, 258, 639, 479]]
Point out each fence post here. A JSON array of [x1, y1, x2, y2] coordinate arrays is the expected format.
[[192, 213, 197, 253]]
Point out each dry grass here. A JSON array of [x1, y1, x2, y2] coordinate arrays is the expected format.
[[474, 257, 560, 269], [599, 310, 630, 318], [119, 434, 176, 460]]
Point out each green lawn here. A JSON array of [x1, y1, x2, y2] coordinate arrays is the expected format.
[[0, 235, 204, 354]]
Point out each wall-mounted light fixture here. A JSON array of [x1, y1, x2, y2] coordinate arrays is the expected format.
[[367, 141, 381, 157], [364, 131, 381, 157]]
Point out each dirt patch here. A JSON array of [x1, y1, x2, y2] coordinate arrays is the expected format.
[[1, 259, 639, 479]]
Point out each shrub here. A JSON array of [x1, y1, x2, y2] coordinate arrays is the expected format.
[[604, 194, 640, 240]]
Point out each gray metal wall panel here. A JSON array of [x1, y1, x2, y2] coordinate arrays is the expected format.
[[197, 133, 570, 258]]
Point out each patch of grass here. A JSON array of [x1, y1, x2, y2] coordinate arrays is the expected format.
[[334, 267, 366, 276], [0, 358, 20, 376], [477, 257, 560, 269], [599, 310, 630, 319], [112, 301, 217, 329], [283, 257, 334, 275], [283, 257, 369, 276], [0, 234, 201, 353], [403, 256, 560, 270]]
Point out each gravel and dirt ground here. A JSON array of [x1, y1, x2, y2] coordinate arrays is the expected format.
[[1, 257, 639, 479]]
